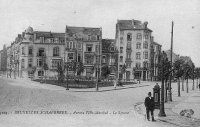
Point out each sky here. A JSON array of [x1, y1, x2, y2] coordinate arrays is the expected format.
[[0, 0, 200, 66]]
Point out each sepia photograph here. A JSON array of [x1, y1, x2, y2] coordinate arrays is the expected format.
[[0, 0, 200, 126]]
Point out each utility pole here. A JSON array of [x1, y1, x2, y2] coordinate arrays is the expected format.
[[168, 21, 173, 101], [159, 51, 166, 117]]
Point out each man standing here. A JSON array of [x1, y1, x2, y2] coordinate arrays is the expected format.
[[199, 84, 200, 90], [144, 92, 155, 121]]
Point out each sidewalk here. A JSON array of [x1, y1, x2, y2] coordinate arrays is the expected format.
[[134, 90, 200, 127]]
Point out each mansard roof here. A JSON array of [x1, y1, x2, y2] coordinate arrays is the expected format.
[[34, 31, 65, 39], [65, 26, 101, 35], [151, 41, 162, 46], [117, 19, 152, 32], [102, 39, 117, 53]]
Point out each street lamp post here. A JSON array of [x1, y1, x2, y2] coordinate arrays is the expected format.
[[159, 51, 166, 117]]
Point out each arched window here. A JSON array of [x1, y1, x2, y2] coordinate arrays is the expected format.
[[102, 56, 106, 63], [53, 47, 59, 56]]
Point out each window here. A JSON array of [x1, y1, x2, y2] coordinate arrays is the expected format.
[[137, 33, 142, 39], [143, 62, 148, 68], [144, 51, 148, 59], [126, 63, 131, 68], [97, 35, 100, 40], [127, 33, 132, 41], [28, 47, 33, 55], [69, 41, 73, 49], [37, 59, 43, 67], [53, 47, 59, 56], [21, 59, 25, 68], [28, 58, 33, 67], [136, 42, 141, 49], [96, 56, 99, 63], [120, 37, 123, 44], [127, 53, 131, 59], [144, 41, 148, 49], [136, 52, 141, 59], [96, 45, 99, 52], [86, 44, 93, 52], [88, 35, 91, 40], [40, 37, 44, 43], [120, 47, 123, 53], [85, 56, 94, 64], [68, 53, 74, 60], [102, 56, 106, 63], [38, 48, 45, 56], [145, 34, 148, 39], [136, 62, 141, 68], [55, 38, 59, 43], [52, 59, 61, 68], [120, 56, 123, 62], [22, 47, 25, 55], [78, 54, 81, 62], [127, 42, 131, 49]]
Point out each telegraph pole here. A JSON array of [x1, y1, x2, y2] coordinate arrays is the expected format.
[[168, 21, 174, 101]]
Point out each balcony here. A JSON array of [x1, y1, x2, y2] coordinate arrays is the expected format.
[[36, 53, 46, 57]]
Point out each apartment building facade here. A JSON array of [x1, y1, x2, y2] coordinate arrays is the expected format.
[[115, 19, 158, 81], [65, 26, 102, 78]]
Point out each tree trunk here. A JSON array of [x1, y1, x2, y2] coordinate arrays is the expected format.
[[178, 78, 180, 96], [182, 78, 184, 91], [192, 78, 194, 90], [186, 78, 189, 93], [197, 78, 199, 88], [165, 80, 168, 102]]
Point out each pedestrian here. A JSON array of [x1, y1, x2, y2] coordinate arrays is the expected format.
[[113, 78, 117, 89], [199, 84, 200, 90], [144, 92, 156, 121]]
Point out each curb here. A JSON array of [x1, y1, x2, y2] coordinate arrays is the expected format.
[[133, 102, 189, 127]]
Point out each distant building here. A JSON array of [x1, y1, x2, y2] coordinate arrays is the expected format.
[[101, 39, 118, 79], [0, 45, 7, 73], [165, 49, 179, 63], [4, 26, 102, 79], [65, 26, 102, 78], [150, 37, 162, 81], [115, 19, 156, 81]]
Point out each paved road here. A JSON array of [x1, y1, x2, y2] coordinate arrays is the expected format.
[[0, 77, 188, 127]]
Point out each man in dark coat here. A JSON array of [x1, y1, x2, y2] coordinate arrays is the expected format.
[[144, 92, 155, 121], [199, 84, 200, 90]]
